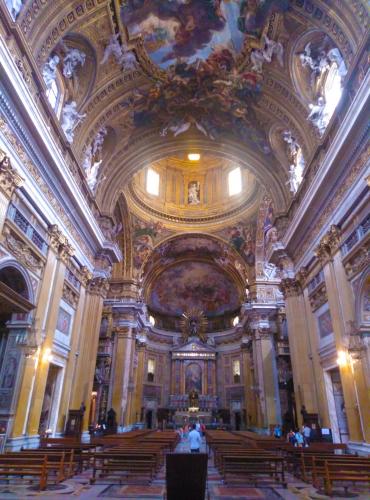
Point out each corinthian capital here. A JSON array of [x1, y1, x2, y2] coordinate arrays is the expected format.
[[315, 225, 341, 263], [48, 224, 74, 262], [87, 277, 110, 298], [0, 149, 23, 198], [279, 277, 302, 298]]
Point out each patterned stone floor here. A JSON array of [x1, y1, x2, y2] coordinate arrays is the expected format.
[[0, 438, 369, 499]]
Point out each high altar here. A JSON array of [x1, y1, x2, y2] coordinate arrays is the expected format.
[[169, 338, 218, 424]]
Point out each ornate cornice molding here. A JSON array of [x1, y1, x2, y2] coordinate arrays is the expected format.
[[279, 277, 302, 298], [0, 149, 23, 199]]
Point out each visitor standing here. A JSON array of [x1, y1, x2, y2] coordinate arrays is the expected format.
[[188, 424, 202, 453], [303, 423, 311, 446]]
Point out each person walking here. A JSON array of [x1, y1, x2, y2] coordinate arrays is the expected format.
[[188, 423, 202, 453]]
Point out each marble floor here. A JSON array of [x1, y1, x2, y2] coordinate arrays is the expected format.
[[0, 437, 368, 499]]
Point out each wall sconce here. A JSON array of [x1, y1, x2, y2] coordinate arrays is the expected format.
[[149, 315, 155, 326], [336, 350, 348, 367], [233, 316, 240, 327], [91, 391, 98, 398], [42, 347, 53, 363]]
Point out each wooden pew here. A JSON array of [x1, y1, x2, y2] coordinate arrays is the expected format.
[[89, 451, 157, 484], [0, 456, 49, 490], [314, 456, 370, 495], [222, 454, 286, 487]]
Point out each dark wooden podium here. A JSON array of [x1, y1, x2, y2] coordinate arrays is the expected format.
[[65, 409, 84, 439], [166, 453, 208, 500]]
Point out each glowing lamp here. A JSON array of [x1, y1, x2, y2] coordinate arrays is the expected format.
[[336, 350, 348, 367], [188, 153, 200, 161]]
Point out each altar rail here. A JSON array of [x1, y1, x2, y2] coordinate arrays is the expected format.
[[169, 395, 218, 411]]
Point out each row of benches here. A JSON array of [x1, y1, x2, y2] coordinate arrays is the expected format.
[[0, 430, 180, 490], [205, 430, 370, 496]]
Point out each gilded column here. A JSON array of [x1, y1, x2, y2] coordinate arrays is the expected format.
[[316, 226, 364, 441], [0, 150, 23, 237], [70, 277, 109, 432], [280, 278, 318, 425]]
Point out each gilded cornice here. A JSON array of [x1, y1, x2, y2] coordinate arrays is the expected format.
[[279, 277, 302, 298], [295, 266, 309, 288], [0, 149, 23, 199], [79, 265, 93, 287], [2, 224, 45, 276]]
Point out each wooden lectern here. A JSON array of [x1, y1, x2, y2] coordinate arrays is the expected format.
[[166, 453, 208, 500]]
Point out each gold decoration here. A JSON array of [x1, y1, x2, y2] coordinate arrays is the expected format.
[[180, 308, 208, 343]]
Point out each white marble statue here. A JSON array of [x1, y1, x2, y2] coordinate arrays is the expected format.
[[101, 34, 137, 72], [42, 55, 60, 88], [5, 0, 23, 19], [63, 47, 86, 79], [82, 127, 107, 191], [307, 96, 327, 135], [282, 130, 299, 158], [327, 47, 347, 78], [188, 181, 200, 205], [61, 101, 86, 143], [286, 164, 300, 193]]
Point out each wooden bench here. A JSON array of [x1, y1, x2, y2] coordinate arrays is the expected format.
[[221, 454, 286, 487], [323, 458, 370, 496], [16, 449, 76, 479], [0, 456, 49, 490], [90, 451, 157, 484]]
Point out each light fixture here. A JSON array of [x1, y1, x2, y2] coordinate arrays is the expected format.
[[91, 391, 98, 397], [149, 315, 155, 326], [42, 347, 53, 363], [336, 350, 348, 367], [233, 316, 240, 327], [188, 153, 200, 161]]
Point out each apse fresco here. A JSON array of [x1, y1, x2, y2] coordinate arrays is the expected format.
[[121, 0, 289, 153], [149, 261, 240, 317]]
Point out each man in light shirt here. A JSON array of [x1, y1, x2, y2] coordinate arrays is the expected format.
[[188, 423, 202, 453]]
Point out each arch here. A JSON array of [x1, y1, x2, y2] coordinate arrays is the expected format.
[[0, 259, 35, 304]]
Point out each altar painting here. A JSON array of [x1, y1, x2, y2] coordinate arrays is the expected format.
[[185, 363, 202, 394]]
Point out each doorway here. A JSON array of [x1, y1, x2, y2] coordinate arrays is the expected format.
[[38, 364, 63, 435], [146, 410, 153, 429], [234, 411, 241, 430], [325, 367, 349, 443]]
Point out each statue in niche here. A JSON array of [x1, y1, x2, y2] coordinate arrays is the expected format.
[[62, 46, 86, 79], [5, 0, 23, 20], [61, 101, 86, 143], [82, 127, 107, 191], [188, 181, 200, 205], [307, 96, 327, 135], [42, 55, 60, 89]]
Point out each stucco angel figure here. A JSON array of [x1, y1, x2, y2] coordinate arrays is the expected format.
[[327, 48, 347, 78], [61, 101, 86, 143], [307, 96, 327, 135], [42, 55, 60, 88], [101, 34, 137, 72], [286, 164, 300, 193], [62, 47, 86, 79], [5, 0, 23, 19]]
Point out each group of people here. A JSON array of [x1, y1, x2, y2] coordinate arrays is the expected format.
[[273, 423, 313, 447]]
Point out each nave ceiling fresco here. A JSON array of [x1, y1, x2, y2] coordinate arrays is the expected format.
[[2, 0, 369, 325]]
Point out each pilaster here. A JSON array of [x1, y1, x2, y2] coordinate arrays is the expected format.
[[280, 278, 318, 424], [316, 227, 364, 441], [131, 336, 146, 423], [70, 277, 109, 432]]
